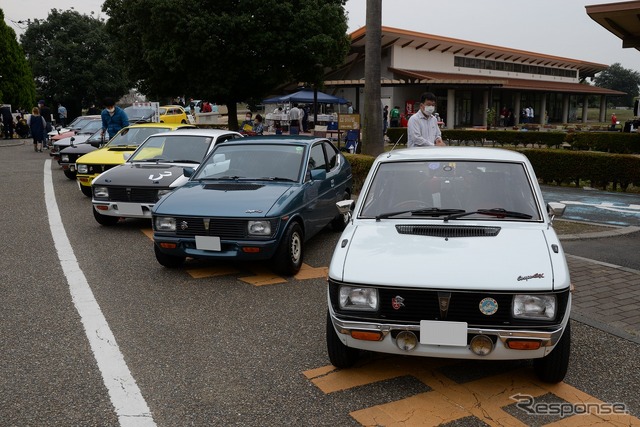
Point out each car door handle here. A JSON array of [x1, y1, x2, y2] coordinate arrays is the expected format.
[[331, 178, 335, 187]]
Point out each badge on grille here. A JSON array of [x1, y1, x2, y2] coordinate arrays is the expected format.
[[391, 296, 405, 310], [180, 221, 188, 230], [479, 297, 498, 315]]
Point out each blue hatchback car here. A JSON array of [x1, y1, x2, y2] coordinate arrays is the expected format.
[[152, 136, 353, 275]]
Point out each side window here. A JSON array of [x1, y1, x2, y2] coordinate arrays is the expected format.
[[309, 143, 327, 171], [324, 141, 339, 170]]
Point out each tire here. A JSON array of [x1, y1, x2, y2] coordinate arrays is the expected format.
[[331, 192, 351, 232], [154, 244, 185, 268], [273, 222, 304, 276], [80, 184, 92, 197], [63, 169, 76, 180], [533, 322, 571, 383], [326, 311, 359, 368], [92, 207, 120, 226]]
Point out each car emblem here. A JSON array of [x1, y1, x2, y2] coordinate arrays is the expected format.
[[438, 292, 451, 319], [245, 209, 263, 214], [391, 296, 405, 310], [479, 297, 498, 316], [180, 221, 188, 230], [517, 273, 545, 281], [203, 218, 210, 231]]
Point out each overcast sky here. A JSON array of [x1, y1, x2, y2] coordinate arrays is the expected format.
[[3, 0, 640, 72]]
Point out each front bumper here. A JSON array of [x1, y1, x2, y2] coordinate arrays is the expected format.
[[154, 235, 279, 261], [93, 201, 156, 219], [328, 294, 571, 361], [77, 173, 99, 187]]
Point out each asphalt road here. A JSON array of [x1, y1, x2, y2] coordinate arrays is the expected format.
[[2, 141, 639, 426]]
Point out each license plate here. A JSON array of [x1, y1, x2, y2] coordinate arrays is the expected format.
[[195, 236, 221, 251], [420, 320, 468, 346], [117, 203, 143, 216]]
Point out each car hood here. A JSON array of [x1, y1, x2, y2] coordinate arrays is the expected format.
[[76, 146, 137, 165], [331, 222, 565, 291], [93, 163, 191, 188], [55, 134, 91, 147], [154, 181, 293, 217]]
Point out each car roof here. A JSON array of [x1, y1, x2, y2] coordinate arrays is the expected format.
[[126, 123, 190, 129], [232, 135, 325, 146], [147, 128, 242, 137], [160, 105, 185, 109], [379, 147, 530, 163]]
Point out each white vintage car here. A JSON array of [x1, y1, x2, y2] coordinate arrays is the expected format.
[[327, 147, 572, 383]]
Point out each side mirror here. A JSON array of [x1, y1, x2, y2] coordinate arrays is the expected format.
[[183, 167, 195, 177], [547, 202, 566, 217], [310, 169, 327, 181], [336, 199, 355, 215]]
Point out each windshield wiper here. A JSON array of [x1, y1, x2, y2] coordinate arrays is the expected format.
[[444, 208, 533, 222], [258, 176, 296, 182], [376, 208, 465, 221], [168, 159, 199, 164]]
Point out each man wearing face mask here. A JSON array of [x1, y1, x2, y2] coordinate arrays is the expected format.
[[101, 97, 130, 140], [407, 92, 445, 148]]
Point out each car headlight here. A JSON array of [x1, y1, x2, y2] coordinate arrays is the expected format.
[[61, 154, 69, 162], [339, 286, 379, 311], [77, 164, 88, 174], [157, 189, 172, 199], [155, 217, 176, 232], [248, 220, 271, 236], [93, 186, 109, 198], [512, 295, 556, 320]]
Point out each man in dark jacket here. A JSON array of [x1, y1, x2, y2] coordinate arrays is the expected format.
[[1, 105, 13, 139], [38, 100, 53, 148]]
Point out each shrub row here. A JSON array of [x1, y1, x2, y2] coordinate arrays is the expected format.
[[385, 127, 640, 153]]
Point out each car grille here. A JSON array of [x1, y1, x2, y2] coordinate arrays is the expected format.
[[173, 217, 278, 240], [86, 164, 115, 174], [396, 225, 501, 238], [329, 282, 570, 328], [105, 187, 159, 203]]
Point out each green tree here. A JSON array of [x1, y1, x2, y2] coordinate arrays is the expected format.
[[102, 0, 350, 130], [593, 63, 640, 107], [19, 9, 131, 119], [0, 9, 36, 110]]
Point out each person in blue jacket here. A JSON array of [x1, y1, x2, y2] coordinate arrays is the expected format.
[[101, 97, 129, 140]]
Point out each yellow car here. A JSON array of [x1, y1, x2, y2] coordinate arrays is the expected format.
[[159, 105, 190, 124], [75, 123, 193, 197]]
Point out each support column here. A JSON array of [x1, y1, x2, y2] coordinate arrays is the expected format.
[[482, 90, 489, 127], [599, 95, 606, 123], [539, 94, 547, 126], [582, 95, 588, 123], [562, 94, 570, 124], [514, 93, 521, 125], [447, 89, 455, 129]]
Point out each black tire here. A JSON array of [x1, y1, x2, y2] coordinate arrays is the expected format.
[[533, 322, 571, 383], [154, 244, 185, 268], [331, 192, 351, 232], [273, 222, 303, 276], [80, 184, 92, 197], [63, 169, 76, 180], [92, 207, 120, 226], [326, 311, 359, 368]]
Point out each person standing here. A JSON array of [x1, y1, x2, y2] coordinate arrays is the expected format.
[[407, 92, 445, 148], [383, 105, 389, 135], [390, 105, 400, 128], [289, 103, 302, 133], [87, 103, 101, 115], [38, 100, 53, 148], [347, 102, 354, 114], [101, 97, 129, 140], [28, 107, 46, 152], [57, 103, 68, 127], [1, 105, 13, 139]]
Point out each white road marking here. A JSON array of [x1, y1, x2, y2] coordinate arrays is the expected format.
[[560, 200, 640, 214], [43, 160, 156, 427]]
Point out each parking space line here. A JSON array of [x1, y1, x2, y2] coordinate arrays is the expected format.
[[46, 161, 156, 426]]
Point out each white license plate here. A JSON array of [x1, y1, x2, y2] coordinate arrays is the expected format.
[[420, 320, 468, 346], [195, 236, 221, 251], [117, 203, 143, 216]]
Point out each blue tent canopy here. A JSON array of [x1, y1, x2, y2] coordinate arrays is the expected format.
[[263, 89, 348, 104]]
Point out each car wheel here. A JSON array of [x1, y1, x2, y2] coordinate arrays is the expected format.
[[326, 311, 359, 368], [92, 207, 120, 226], [273, 222, 303, 276], [63, 169, 76, 180], [181, 119, 187, 124], [533, 322, 570, 383], [80, 184, 92, 197], [331, 192, 351, 232], [154, 244, 185, 268]]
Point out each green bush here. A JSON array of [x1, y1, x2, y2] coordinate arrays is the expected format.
[[344, 153, 375, 194], [385, 127, 407, 146]]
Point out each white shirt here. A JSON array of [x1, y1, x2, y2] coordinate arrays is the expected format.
[[407, 110, 441, 147]]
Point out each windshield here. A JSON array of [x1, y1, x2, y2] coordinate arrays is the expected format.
[[360, 160, 541, 221], [124, 106, 156, 121], [130, 135, 213, 163], [106, 127, 172, 147], [195, 143, 305, 182], [70, 117, 92, 130], [78, 120, 102, 133]]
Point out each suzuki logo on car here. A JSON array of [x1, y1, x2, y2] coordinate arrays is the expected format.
[[180, 221, 188, 230], [391, 296, 405, 310], [149, 171, 172, 181], [438, 292, 451, 319]]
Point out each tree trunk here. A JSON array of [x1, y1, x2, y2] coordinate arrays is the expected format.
[[226, 100, 238, 130], [362, 0, 383, 156]]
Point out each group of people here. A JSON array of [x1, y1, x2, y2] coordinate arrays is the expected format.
[[239, 112, 265, 135]]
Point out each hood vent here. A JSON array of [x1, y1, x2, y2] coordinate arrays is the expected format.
[[395, 224, 501, 238], [203, 183, 265, 191]]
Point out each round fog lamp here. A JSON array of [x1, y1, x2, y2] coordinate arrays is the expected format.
[[395, 331, 418, 351], [470, 335, 494, 356]]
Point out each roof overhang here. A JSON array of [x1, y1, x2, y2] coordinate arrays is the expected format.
[[586, 1, 640, 50]]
